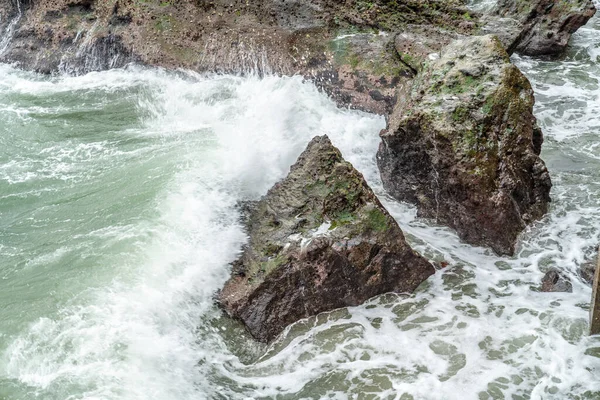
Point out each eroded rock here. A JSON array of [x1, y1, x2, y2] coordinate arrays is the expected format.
[[377, 35, 552, 255], [219, 135, 434, 343], [488, 0, 596, 56]]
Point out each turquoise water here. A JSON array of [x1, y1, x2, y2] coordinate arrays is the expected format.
[[0, 9, 599, 400]]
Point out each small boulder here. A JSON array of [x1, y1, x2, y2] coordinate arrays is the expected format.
[[489, 0, 597, 56], [377, 35, 552, 255], [541, 269, 572, 293], [219, 136, 435, 343]]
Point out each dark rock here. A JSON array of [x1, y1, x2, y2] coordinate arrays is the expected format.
[[268, 0, 325, 31], [591, 245, 600, 335], [580, 262, 596, 285], [219, 135, 435, 343], [541, 269, 572, 293], [488, 0, 597, 56], [377, 35, 552, 255], [578, 244, 598, 284], [59, 33, 139, 74]]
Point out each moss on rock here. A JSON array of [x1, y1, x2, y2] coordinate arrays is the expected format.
[[220, 135, 434, 342], [378, 35, 552, 255]]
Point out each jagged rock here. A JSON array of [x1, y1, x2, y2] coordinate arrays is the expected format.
[[488, 0, 596, 56], [377, 35, 552, 255], [219, 136, 435, 343], [541, 269, 572, 293]]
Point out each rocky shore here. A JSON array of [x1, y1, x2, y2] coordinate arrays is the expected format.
[[0, 0, 595, 342]]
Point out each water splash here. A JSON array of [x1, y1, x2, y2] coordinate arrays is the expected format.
[[58, 22, 135, 75], [0, 0, 23, 55]]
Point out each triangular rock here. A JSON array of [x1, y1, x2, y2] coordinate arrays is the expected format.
[[220, 135, 434, 343]]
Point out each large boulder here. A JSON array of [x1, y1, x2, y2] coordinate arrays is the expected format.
[[377, 35, 552, 255], [487, 0, 596, 56], [219, 136, 435, 343]]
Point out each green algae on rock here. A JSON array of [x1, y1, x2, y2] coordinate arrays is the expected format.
[[219, 135, 434, 343], [377, 35, 552, 256]]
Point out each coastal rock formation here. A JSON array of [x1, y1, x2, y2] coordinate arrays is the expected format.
[[377, 35, 552, 255], [488, 0, 596, 56], [0, 0, 477, 114], [0, 0, 595, 102], [219, 136, 434, 343]]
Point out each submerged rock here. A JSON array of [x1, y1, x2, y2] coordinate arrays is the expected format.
[[541, 269, 572, 293], [488, 0, 596, 56], [219, 136, 434, 343], [377, 35, 552, 255]]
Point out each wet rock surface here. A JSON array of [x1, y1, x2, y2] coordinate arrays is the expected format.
[[580, 245, 599, 284], [377, 35, 552, 255], [0, 0, 477, 114], [0, 0, 595, 111], [541, 269, 573, 293], [488, 0, 597, 56], [219, 136, 435, 343]]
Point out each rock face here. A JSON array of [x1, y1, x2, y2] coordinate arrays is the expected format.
[[219, 136, 435, 343], [377, 35, 552, 255], [490, 0, 597, 56], [0, 0, 595, 113], [0, 0, 478, 114]]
